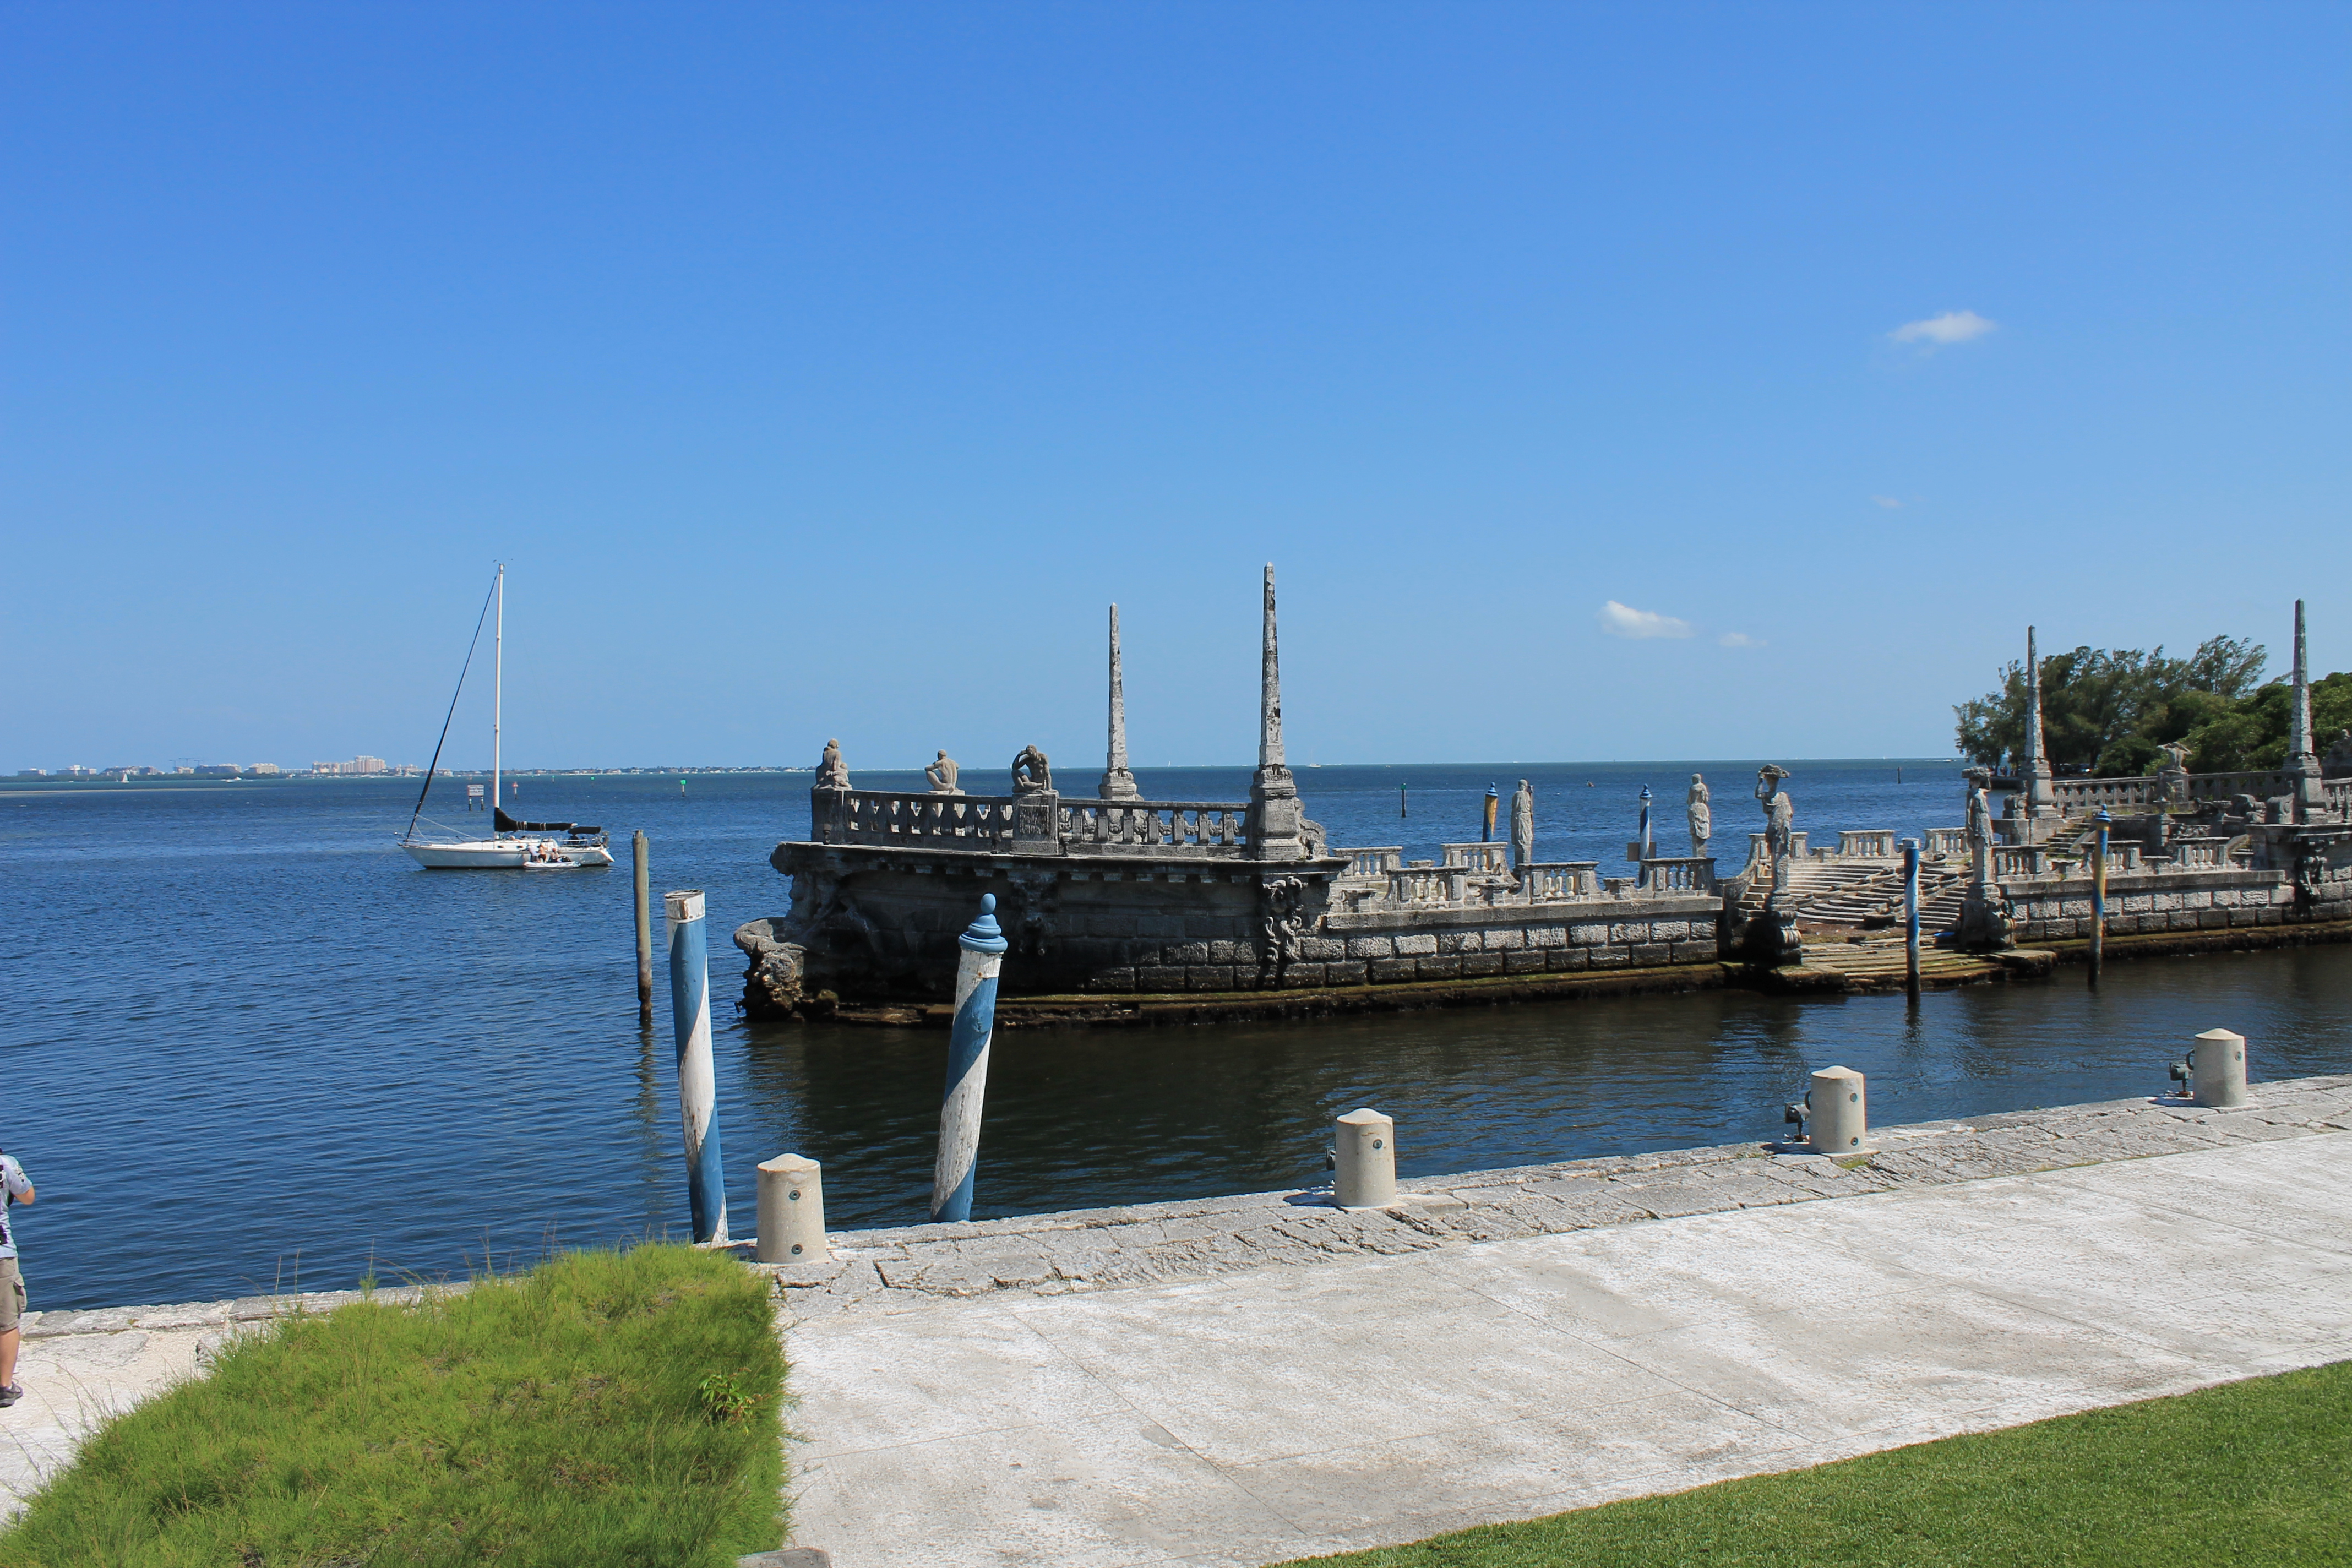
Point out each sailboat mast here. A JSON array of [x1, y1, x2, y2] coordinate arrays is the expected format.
[[492, 563, 503, 825]]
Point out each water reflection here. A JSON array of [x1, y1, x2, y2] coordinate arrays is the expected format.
[[739, 943, 2352, 1231]]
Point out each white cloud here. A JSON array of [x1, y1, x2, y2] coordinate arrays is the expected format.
[[1598, 601, 1693, 640], [1890, 309, 1997, 347], [1871, 494, 1904, 509], [1718, 631, 1766, 649]]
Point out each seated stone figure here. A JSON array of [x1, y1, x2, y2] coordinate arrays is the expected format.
[[925, 750, 962, 794], [1011, 744, 1053, 794], [815, 738, 850, 791]]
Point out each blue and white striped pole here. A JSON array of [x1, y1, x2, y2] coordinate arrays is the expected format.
[[666, 889, 727, 1243], [1902, 837, 1921, 988], [1638, 785, 1654, 862], [931, 894, 1009, 1223]]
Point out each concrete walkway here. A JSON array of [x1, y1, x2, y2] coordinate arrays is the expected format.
[[783, 1103, 2352, 1566]]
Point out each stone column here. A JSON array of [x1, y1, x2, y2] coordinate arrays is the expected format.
[[1100, 604, 1140, 801], [2021, 626, 2056, 823], [1248, 563, 1305, 859], [2286, 600, 2326, 822]]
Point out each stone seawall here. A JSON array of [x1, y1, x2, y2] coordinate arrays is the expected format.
[[2001, 856, 2352, 945]]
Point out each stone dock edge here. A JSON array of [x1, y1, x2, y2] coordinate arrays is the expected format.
[[758, 1073, 2352, 1315], [804, 913, 2352, 1027]]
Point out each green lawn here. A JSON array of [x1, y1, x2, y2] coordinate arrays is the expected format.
[[0, 1245, 786, 1568], [1282, 1359, 2351, 1567]]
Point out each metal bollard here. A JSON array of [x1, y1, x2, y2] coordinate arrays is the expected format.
[[2191, 1029, 2248, 1108], [1332, 1107, 1397, 1208], [755, 1153, 827, 1265], [666, 889, 727, 1243], [1810, 1066, 1868, 1153]]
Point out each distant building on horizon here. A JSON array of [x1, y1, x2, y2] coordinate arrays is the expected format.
[[312, 756, 389, 776]]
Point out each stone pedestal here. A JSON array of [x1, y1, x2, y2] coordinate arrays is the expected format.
[[812, 786, 851, 845], [1012, 788, 1062, 854]]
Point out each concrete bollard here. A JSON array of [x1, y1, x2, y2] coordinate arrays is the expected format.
[[2192, 1029, 2248, 1108], [931, 894, 1008, 1223], [666, 889, 727, 1243], [755, 1153, 827, 1265], [1810, 1066, 1868, 1153], [1332, 1107, 1397, 1208]]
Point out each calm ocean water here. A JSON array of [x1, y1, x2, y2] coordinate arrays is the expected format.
[[6, 761, 2349, 1310]]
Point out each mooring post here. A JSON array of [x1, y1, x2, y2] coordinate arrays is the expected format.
[[666, 889, 726, 1243], [1332, 1107, 1397, 1208], [931, 894, 1008, 1223], [632, 830, 653, 1018], [1902, 837, 1921, 988], [1810, 1065, 1868, 1153], [1482, 785, 1498, 844], [755, 1153, 827, 1265], [2191, 1028, 2248, 1108], [2089, 809, 2110, 985], [1639, 784, 1654, 862]]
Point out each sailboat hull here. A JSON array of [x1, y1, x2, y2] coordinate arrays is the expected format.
[[404, 839, 531, 869]]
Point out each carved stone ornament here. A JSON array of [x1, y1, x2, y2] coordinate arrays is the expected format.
[[925, 750, 962, 794], [815, 738, 850, 790], [1258, 875, 1307, 967], [1011, 744, 1054, 795], [1509, 780, 1536, 868]]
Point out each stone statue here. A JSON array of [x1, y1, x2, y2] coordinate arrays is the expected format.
[[815, 738, 849, 790], [2323, 728, 2352, 779], [1962, 765, 1995, 883], [1686, 774, 1711, 856], [1755, 765, 1793, 890], [1011, 744, 1054, 795], [1509, 780, 1535, 869], [925, 751, 962, 794]]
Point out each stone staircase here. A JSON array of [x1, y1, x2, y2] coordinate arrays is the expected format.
[[1735, 852, 1968, 932]]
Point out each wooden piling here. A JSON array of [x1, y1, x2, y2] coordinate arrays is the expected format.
[[633, 830, 654, 1017]]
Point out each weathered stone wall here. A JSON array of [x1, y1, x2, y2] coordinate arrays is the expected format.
[[1310, 900, 1725, 987], [1999, 830, 2352, 944], [748, 841, 1727, 1015]]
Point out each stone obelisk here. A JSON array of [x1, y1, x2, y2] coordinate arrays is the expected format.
[[1100, 604, 1141, 800], [1248, 564, 1305, 858], [2021, 625, 2056, 828], [2287, 599, 2324, 821]]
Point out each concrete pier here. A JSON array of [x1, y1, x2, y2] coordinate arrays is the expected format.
[[774, 1076, 2352, 1567]]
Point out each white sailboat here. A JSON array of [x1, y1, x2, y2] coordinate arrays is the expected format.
[[401, 565, 614, 869]]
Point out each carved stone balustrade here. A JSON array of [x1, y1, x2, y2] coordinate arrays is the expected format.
[[1386, 864, 1467, 907], [1442, 842, 1511, 874], [1925, 828, 1970, 858], [1639, 857, 1718, 894], [814, 788, 1020, 848], [1518, 862, 1602, 902], [1837, 830, 1897, 858], [2050, 776, 2160, 812], [2170, 837, 2227, 871], [1990, 844, 2051, 880], [1336, 846, 1404, 880], [1058, 800, 1251, 853]]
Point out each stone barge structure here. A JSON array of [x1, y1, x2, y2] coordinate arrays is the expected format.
[[737, 582, 2352, 1023]]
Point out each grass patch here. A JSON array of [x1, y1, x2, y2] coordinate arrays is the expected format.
[[0, 1244, 785, 1567], [1282, 1359, 2351, 1567]]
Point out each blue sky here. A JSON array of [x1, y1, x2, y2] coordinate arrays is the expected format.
[[4, 3, 2345, 774]]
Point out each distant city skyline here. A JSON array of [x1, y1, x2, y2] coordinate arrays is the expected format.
[[4, 5, 2345, 774]]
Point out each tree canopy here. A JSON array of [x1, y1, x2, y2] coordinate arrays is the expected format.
[[1948, 635, 2350, 775]]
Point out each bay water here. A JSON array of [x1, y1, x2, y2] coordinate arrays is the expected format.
[[6, 762, 2349, 1310]]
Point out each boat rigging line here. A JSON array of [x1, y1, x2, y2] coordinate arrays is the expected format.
[[402, 569, 499, 845]]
